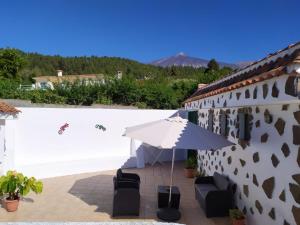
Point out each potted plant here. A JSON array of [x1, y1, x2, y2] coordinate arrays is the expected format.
[[0, 171, 43, 212], [229, 209, 246, 225], [184, 156, 197, 178], [195, 168, 206, 177]]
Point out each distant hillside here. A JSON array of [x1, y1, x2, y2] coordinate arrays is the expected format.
[[0, 48, 234, 109], [0, 48, 234, 84], [23, 52, 164, 79], [18, 51, 218, 81], [150, 52, 238, 69]]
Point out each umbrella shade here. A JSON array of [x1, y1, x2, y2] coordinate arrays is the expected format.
[[123, 115, 234, 216], [124, 116, 233, 150]]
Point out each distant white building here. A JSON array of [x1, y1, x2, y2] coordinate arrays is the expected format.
[[116, 71, 123, 79], [33, 70, 106, 90]]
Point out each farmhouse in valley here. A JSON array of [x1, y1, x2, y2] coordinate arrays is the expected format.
[[32, 70, 123, 90], [32, 70, 105, 89]]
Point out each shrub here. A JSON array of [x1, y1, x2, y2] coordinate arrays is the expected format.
[[135, 102, 148, 109], [229, 209, 245, 220], [185, 156, 197, 169], [22, 90, 66, 104], [0, 171, 43, 200]]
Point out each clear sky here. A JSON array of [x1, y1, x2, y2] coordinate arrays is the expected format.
[[1, 0, 299, 63]]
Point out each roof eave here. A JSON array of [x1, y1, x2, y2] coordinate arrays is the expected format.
[[184, 66, 287, 104]]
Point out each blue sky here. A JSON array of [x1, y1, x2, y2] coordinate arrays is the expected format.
[[1, 0, 299, 63]]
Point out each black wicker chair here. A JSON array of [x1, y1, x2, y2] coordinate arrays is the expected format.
[[112, 177, 140, 217], [194, 172, 233, 218], [116, 168, 140, 183]]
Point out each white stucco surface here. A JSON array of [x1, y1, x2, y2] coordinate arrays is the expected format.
[[6, 108, 185, 178]]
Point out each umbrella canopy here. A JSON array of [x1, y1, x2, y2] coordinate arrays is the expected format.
[[123, 114, 234, 217], [124, 115, 233, 150]]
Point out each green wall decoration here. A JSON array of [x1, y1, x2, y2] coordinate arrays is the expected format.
[[95, 124, 106, 131]]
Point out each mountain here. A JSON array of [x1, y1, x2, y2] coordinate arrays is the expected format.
[[150, 52, 238, 69], [235, 61, 254, 69]]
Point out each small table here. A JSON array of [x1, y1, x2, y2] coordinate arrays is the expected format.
[[157, 185, 180, 209]]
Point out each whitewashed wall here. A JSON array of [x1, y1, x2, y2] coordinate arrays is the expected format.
[[0, 117, 18, 175], [7, 108, 185, 178], [0, 120, 5, 174], [186, 74, 300, 225]]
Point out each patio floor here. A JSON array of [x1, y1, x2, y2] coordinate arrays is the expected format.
[[0, 162, 230, 225]]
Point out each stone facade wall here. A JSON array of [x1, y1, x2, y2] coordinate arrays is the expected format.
[[185, 74, 300, 225]]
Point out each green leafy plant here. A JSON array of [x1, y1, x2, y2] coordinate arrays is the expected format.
[[0, 171, 43, 200], [195, 168, 206, 177], [185, 156, 197, 169], [229, 209, 245, 220]]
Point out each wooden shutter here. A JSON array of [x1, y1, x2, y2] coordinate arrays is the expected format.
[[238, 112, 250, 140], [188, 111, 198, 125], [220, 112, 227, 136], [208, 110, 214, 132], [297, 77, 300, 98]]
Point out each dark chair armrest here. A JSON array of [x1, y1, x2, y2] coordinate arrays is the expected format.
[[115, 180, 140, 190], [195, 176, 214, 184], [122, 173, 141, 182]]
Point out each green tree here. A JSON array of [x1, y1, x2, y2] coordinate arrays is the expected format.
[[207, 59, 219, 71], [0, 49, 26, 79]]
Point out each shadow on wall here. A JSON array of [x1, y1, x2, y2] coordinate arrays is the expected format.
[[170, 109, 188, 118], [121, 110, 188, 169], [122, 143, 187, 169], [122, 156, 137, 169]]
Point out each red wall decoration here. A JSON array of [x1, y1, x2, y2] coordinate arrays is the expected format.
[[58, 123, 69, 135]]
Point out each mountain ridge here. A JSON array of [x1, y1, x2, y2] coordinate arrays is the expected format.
[[150, 53, 246, 69]]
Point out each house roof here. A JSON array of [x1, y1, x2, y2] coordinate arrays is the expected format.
[[33, 74, 105, 83], [0, 102, 20, 114], [185, 41, 300, 103]]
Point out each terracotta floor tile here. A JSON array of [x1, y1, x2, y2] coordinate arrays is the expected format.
[[0, 162, 229, 225]]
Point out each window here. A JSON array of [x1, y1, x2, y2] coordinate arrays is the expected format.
[[219, 111, 228, 136], [187, 111, 199, 158], [296, 77, 300, 98], [40, 82, 48, 90], [238, 112, 250, 141], [208, 110, 214, 132], [188, 111, 198, 125]]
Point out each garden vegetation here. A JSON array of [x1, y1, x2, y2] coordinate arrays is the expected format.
[[0, 48, 233, 109]]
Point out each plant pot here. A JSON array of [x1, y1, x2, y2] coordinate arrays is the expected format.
[[184, 168, 195, 178], [3, 197, 19, 212], [232, 219, 246, 225]]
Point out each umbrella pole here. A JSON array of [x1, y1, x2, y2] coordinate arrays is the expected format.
[[168, 148, 176, 206]]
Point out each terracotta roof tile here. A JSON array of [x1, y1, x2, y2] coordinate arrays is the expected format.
[[0, 102, 20, 114], [185, 41, 300, 103], [184, 67, 286, 103]]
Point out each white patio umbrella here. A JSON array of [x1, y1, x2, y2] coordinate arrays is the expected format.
[[123, 115, 234, 209]]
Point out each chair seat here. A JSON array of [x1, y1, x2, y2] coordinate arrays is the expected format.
[[195, 184, 218, 200], [195, 183, 218, 193]]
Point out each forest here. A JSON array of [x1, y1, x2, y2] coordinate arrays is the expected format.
[[0, 48, 233, 109]]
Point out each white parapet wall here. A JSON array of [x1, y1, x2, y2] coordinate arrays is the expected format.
[[7, 107, 185, 178]]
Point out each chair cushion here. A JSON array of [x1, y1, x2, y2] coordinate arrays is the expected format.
[[198, 190, 210, 200], [195, 183, 218, 192], [213, 172, 229, 190]]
